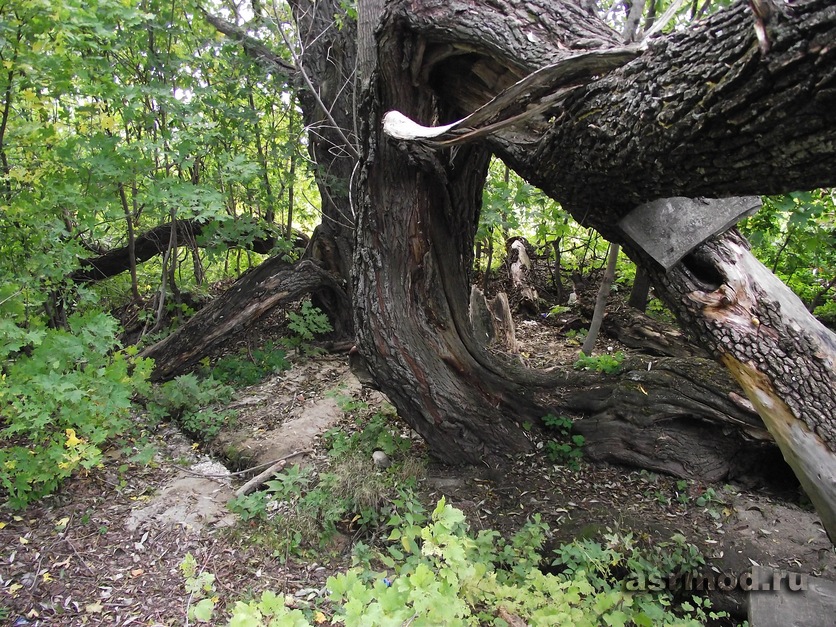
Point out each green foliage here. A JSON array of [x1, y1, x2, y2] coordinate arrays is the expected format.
[[0, 0, 321, 325], [548, 304, 572, 316], [146, 373, 235, 442], [323, 405, 412, 461], [208, 342, 291, 387], [228, 490, 270, 522], [814, 300, 836, 325], [741, 191, 836, 316], [542, 414, 585, 470], [286, 300, 333, 346], [0, 312, 152, 508], [574, 351, 625, 374], [564, 328, 588, 345], [553, 529, 716, 624], [335, 0, 358, 29], [288, 500, 723, 625], [181, 552, 219, 623], [227, 405, 420, 559], [197, 498, 727, 626]]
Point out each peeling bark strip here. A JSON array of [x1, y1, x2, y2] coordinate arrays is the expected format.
[[381, 44, 640, 146]]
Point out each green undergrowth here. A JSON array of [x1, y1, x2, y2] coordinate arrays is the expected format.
[[197, 301, 331, 388], [573, 351, 625, 374], [0, 312, 153, 508], [202, 341, 291, 387], [542, 413, 585, 470], [211, 396, 728, 626], [283, 300, 333, 354], [145, 373, 237, 443], [189, 498, 729, 626], [0, 302, 324, 507], [226, 395, 421, 560]]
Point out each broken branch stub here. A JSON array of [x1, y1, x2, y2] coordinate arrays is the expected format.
[[382, 46, 641, 146]]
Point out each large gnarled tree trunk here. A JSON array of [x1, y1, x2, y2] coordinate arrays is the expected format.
[[356, 0, 836, 539], [185, 0, 836, 539]]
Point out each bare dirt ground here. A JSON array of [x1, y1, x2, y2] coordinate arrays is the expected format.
[[2, 306, 835, 626]]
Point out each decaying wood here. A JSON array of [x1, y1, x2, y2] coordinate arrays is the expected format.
[[469, 286, 519, 353], [581, 243, 619, 355], [603, 303, 708, 359], [469, 285, 495, 345], [658, 229, 836, 541], [725, 356, 836, 543], [506, 237, 539, 314], [488, 292, 518, 354]]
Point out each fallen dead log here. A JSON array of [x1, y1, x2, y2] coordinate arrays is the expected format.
[[71, 218, 297, 283], [142, 258, 347, 380], [603, 303, 708, 359]]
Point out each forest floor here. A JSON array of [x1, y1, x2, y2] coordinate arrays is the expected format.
[[2, 305, 835, 626]]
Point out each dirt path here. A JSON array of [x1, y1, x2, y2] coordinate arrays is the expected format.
[[3, 340, 835, 625]]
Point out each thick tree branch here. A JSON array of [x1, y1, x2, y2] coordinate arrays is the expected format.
[[71, 218, 286, 283], [198, 8, 298, 76]]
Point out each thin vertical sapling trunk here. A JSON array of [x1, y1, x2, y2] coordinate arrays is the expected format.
[[581, 243, 620, 355]]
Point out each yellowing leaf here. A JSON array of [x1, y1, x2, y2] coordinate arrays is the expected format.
[[65, 429, 82, 448], [99, 114, 119, 132], [0, 521, 6, 529], [55, 517, 70, 529], [85, 602, 103, 614], [314, 611, 327, 624], [41, 572, 53, 583], [7, 583, 22, 596], [19, 536, 29, 545]]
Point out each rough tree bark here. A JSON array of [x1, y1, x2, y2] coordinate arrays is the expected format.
[[360, 0, 836, 538]]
